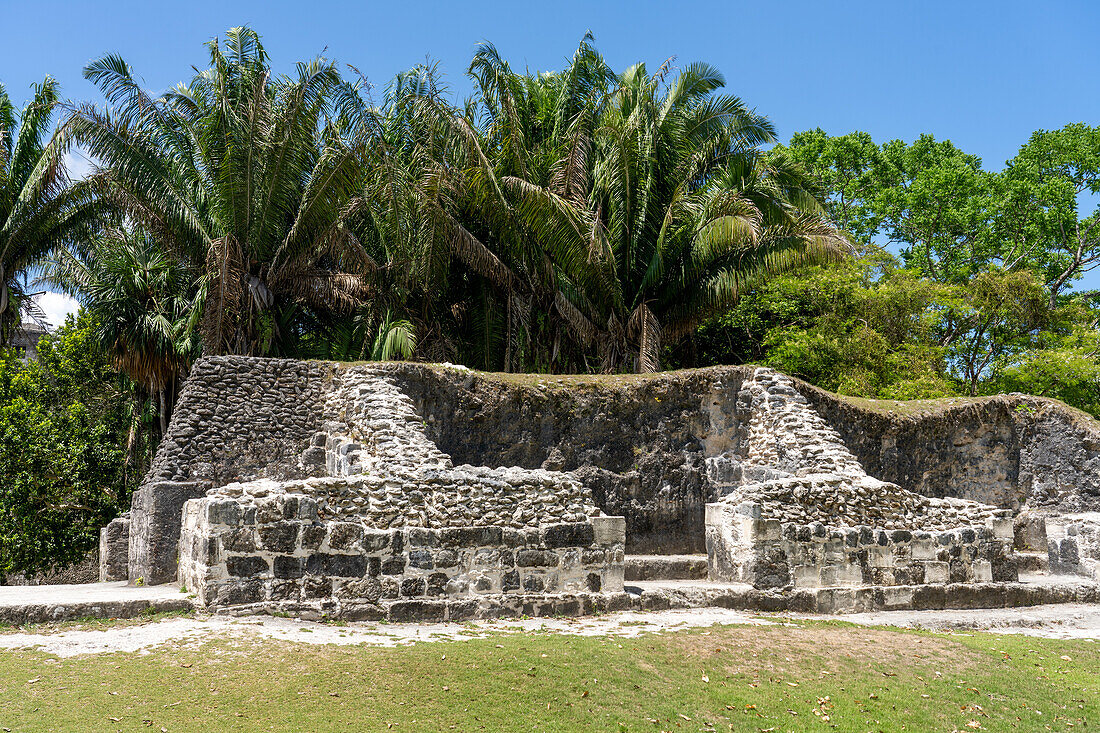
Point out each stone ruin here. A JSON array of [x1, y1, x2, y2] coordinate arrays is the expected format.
[[704, 368, 1016, 589], [173, 367, 625, 620], [100, 356, 1100, 619]]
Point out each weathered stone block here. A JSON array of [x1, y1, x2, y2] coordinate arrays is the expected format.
[[516, 550, 557, 568], [911, 538, 937, 561], [258, 522, 299, 553], [440, 526, 503, 547], [222, 528, 257, 553], [327, 523, 364, 552], [426, 572, 449, 595], [406, 528, 438, 548], [306, 554, 367, 578], [388, 600, 446, 623], [380, 556, 406, 575], [218, 579, 265, 606], [989, 517, 1014, 542], [408, 550, 434, 569], [541, 523, 594, 548], [400, 577, 425, 597], [300, 525, 326, 551], [522, 574, 546, 592], [361, 529, 392, 553], [591, 515, 626, 546], [226, 555, 269, 577], [337, 577, 382, 603], [269, 579, 301, 601], [792, 564, 821, 588], [99, 517, 130, 582], [502, 569, 520, 591], [131, 482, 208, 585], [434, 550, 459, 568], [206, 500, 241, 526], [303, 576, 332, 598], [273, 556, 306, 579]]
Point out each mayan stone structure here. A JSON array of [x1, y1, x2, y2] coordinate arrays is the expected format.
[[101, 355, 1100, 618], [704, 368, 1016, 589]]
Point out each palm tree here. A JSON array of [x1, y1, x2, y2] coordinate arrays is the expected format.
[[411, 37, 616, 371], [40, 227, 199, 439], [65, 27, 370, 357], [567, 61, 850, 371], [445, 45, 850, 372], [0, 77, 95, 345]]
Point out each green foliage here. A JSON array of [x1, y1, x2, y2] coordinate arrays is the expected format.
[[1001, 123, 1100, 305], [0, 315, 132, 578], [752, 126, 1100, 414], [67, 27, 371, 358], [689, 257, 956, 398], [0, 77, 98, 344]]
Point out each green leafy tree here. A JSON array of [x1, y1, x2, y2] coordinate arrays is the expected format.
[[775, 128, 893, 244], [937, 269, 1050, 395], [1000, 123, 1100, 307], [0, 315, 132, 578], [687, 256, 955, 397]]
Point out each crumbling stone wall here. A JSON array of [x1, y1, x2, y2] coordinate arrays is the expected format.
[[178, 489, 625, 616], [806, 391, 1100, 513], [704, 369, 1018, 589], [123, 357, 332, 584], [393, 365, 1100, 551], [167, 364, 623, 609], [706, 506, 1016, 589], [112, 356, 1100, 588], [385, 365, 748, 554]]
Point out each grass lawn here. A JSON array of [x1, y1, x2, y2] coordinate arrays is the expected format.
[[0, 619, 1094, 732]]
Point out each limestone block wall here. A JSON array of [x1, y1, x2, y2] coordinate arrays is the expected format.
[[704, 368, 1020, 589], [1046, 514, 1100, 578], [392, 363, 1100, 550], [178, 491, 625, 611], [127, 357, 332, 584], [706, 502, 1017, 589], [386, 364, 743, 554], [112, 355, 1100, 587]]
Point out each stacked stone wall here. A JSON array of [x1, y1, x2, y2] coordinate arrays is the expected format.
[[704, 368, 1020, 589], [179, 492, 625, 615], [1046, 514, 1100, 578], [706, 503, 1016, 589], [111, 356, 1100, 589]]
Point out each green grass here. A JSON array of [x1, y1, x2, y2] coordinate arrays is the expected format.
[[0, 620, 1095, 731]]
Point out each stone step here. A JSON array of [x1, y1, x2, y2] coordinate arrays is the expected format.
[[625, 554, 709, 582], [1015, 551, 1049, 574]]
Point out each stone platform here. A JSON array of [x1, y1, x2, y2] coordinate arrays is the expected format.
[[5, 574, 1099, 625], [0, 582, 195, 625]]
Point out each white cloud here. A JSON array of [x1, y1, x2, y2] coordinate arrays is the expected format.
[[62, 148, 96, 181], [33, 291, 81, 328]]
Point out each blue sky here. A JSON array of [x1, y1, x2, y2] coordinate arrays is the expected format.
[[2, 0, 1099, 322]]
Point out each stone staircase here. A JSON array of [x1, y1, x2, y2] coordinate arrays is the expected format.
[[625, 554, 709, 581]]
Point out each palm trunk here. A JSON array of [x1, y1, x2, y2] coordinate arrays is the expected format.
[[504, 292, 512, 373], [158, 388, 168, 438]]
